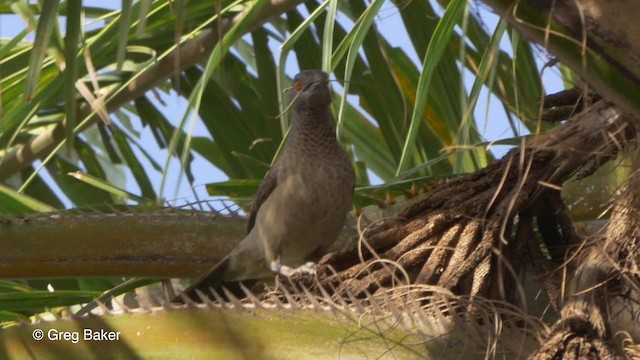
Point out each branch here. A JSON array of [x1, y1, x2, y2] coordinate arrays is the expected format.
[[0, 210, 246, 278], [319, 101, 636, 301], [482, 0, 640, 121]]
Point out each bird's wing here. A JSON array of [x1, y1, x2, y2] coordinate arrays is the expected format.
[[174, 167, 278, 304], [246, 166, 278, 233]]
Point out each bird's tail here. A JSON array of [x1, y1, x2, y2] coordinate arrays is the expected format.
[[173, 256, 230, 303]]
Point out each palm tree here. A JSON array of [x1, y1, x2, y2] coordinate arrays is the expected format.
[[1, 0, 637, 358]]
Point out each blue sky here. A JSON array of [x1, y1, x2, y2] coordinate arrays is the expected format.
[[0, 2, 565, 209]]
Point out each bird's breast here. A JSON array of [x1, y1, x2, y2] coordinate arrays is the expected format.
[[253, 150, 354, 266], [281, 158, 353, 214]]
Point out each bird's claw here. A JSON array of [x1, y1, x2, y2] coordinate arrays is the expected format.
[[294, 262, 318, 276], [271, 261, 317, 277]]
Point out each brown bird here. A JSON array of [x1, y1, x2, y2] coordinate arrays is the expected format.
[[178, 70, 355, 301]]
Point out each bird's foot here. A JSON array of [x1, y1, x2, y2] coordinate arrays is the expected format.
[[270, 261, 317, 277]]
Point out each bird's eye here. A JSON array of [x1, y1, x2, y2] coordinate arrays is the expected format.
[[294, 81, 304, 92]]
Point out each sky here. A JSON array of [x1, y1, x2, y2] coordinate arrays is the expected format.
[[0, 1, 565, 209]]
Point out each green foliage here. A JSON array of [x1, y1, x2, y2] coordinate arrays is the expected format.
[[0, 0, 544, 319]]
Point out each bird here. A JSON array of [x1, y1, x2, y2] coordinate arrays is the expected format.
[[177, 70, 355, 302]]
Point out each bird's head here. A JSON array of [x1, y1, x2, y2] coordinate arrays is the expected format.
[[289, 70, 331, 111]]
